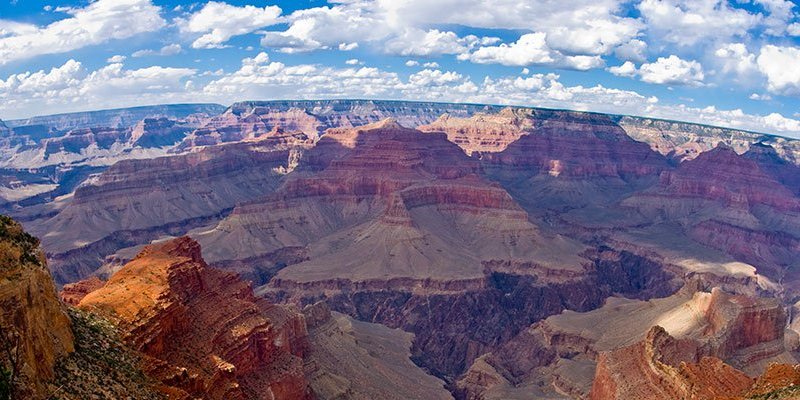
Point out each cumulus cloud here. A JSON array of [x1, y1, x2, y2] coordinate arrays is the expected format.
[[0, 0, 165, 64], [615, 39, 648, 63], [461, 33, 604, 70], [378, 0, 641, 55], [638, 0, 760, 46], [714, 43, 758, 80], [384, 29, 492, 56], [106, 55, 127, 63], [608, 56, 705, 86], [608, 61, 638, 78], [338, 42, 359, 51], [0, 59, 194, 116], [132, 44, 183, 58], [261, 5, 388, 53], [757, 45, 800, 95], [180, 2, 282, 49], [640, 56, 705, 86]]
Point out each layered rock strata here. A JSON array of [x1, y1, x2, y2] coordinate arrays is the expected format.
[[79, 237, 312, 400]]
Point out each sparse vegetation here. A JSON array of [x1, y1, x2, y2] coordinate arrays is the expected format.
[[50, 308, 161, 400], [0, 325, 21, 400], [0, 215, 45, 272], [49, 308, 162, 400]]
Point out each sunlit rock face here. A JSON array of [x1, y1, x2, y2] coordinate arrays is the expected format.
[[79, 237, 312, 400]]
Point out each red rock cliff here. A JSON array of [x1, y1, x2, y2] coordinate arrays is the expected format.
[[79, 237, 311, 400]]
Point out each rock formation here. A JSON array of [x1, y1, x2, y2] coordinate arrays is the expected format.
[[624, 144, 800, 281], [3, 101, 800, 400], [457, 284, 794, 399], [78, 236, 312, 400], [589, 327, 753, 400], [0, 215, 74, 399], [34, 132, 312, 283], [418, 107, 535, 154], [60, 276, 106, 305]]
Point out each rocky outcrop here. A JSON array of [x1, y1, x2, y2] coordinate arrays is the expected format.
[[589, 327, 753, 400], [618, 115, 800, 164], [196, 119, 577, 285], [418, 107, 535, 154], [34, 133, 311, 283], [179, 100, 499, 149], [0, 215, 74, 399], [130, 117, 194, 148], [745, 141, 800, 196], [624, 144, 800, 280], [457, 284, 791, 399], [59, 276, 106, 306], [79, 237, 312, 400]]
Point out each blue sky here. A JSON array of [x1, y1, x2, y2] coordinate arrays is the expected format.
[[1, 0, 800, 137]]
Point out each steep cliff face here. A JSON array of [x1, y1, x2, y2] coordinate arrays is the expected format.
[[180, 100, 499, 149], [418, 108, 535, 154], [618, 115, 800, 165], [445, 110, 672, 211], [130, 117, 194, 148], [0, 215, 74, 399], [624, 144, 800, 280], [34, 133, 312, 283], [457, 284, 792, 399], [78, 237, 312, 400], [196, 119, 580, 284], [589, 327, 754, 400]]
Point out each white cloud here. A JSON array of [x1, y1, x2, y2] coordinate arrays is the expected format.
[[338, 42, 359, 51], [608, 61, 638, 77], [615, 39, 648, 63], [749, 93, 772, 101], [638, 0, 760, 46], [384, 29, 473, 56], [756, 0, 797, 35], [0, 0, 165, 64], [378, 0, 641, 55], [407, 69, 464, 86], [757, 45, 800, 95], [405, 60, 419, 67], [423, 62, 439, 68], [106, 55, 127, 63], [0, 59, 194, 117], [714, 43, 759, 82], [345, 59, 361, 65], [180, 1, 282, 49], [202, 53, 403, 99], [789, 22, 800, 36], [261, 5, 388, 53], [638, 55, 705, 86], [463, 33, 605, 70], [132, 44, 182, 58]]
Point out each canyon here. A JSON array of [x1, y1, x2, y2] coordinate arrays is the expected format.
[[2, 100, 800, 399]]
